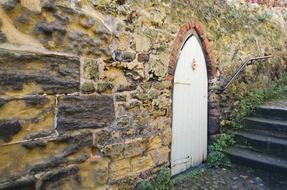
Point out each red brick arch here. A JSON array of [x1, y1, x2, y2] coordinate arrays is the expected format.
[[167, 21, 217, 81]]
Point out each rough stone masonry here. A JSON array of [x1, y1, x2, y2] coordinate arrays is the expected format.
[[0, 0, 286, 189]]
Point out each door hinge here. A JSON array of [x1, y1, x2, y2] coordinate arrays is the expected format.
[[172, 156, 192, 166]]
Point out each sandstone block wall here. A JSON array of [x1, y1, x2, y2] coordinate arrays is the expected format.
[[0, 1, 172, 189], [244, 0, 287, 7], [0, 0, 286, 189]]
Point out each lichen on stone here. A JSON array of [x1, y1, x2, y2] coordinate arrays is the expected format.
[[81, 81, 95, 94], [84, 59, 100, 81], [97, 82, 114, 93]]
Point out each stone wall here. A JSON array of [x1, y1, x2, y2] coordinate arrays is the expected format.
[[0, 0, 286, 189], [244, 0, 287, 7]]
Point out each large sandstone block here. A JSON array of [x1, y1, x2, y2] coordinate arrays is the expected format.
[[109, 159, 131, 181], [147, 135, 162, 151], [124, 137, 145, 157], [131, 155, 153, 174], [103, 142, 124, 159], [0, 48, 80, 95], [161, 127, 172, 146], [0, 96, 55, 144], [57, 95, 115, 132], [79, 157, 109, 188], [149, 147, 170, 166], [0, 142, 67, 179]]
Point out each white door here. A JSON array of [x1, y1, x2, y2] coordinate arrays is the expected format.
[[171, 35, 208, 176]]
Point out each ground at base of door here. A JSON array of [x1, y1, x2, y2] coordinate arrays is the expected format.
[[172, 164, 287, 190]]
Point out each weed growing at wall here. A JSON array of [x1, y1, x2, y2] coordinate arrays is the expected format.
[[136, 168, 173, 190], [207, 133, 235, 167], [119, 177, 133, 190], [172, 168, 205, 185], [209, 74, 287, 167], [229, 74, 287, 129]]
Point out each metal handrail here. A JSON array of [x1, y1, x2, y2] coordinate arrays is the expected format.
[[220, 55, 272, 92]]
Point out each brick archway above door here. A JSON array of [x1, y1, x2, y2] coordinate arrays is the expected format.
[[167, 21, 217, 81]]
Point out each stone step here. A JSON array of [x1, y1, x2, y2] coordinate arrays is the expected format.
[[243, 117, 287, 133], [242, 128, 287, 139], [234, 131, 287, 158], [224, 146, 287, 174], [255, 105, 287, 121]]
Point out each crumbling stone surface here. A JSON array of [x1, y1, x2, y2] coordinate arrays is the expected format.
[[112, 50, 136, 62], [244, 0, 287, 7], [0, 175, 36, 190], [35, 165, 81, 190], [57, 95, 115, 132], [0, 48, 80, 95], [109, 158, 131, 181], [0, 31, 7, 43], [0, 96, 55, 144], [0, 120, 22, 142], [81, 82, 95, 94], [1, 0, 18, 11]]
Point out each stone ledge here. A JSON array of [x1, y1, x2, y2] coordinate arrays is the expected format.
[[0, 48, 80, 96]]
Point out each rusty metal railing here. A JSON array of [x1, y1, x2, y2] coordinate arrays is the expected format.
[[220, 55, 272, 92]]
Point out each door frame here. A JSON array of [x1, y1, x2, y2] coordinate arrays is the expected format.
[[167, 21, 219, 174], [171, 31, 208, 176]]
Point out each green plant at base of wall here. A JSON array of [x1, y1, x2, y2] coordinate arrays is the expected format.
[[230, 74, 287, 129], [172, 168, 206, 185], [207, 133, 235, 167], [136, 168, 173, 190], [119, 177, 133, 190], [209, 74, 287, 167]]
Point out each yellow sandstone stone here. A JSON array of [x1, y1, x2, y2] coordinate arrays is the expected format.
[[131, 154, 153, 173], [79, 156, 109, 188], [135, 34, 151, 52], [147, 135, 162, 150], [124, 137, 145, 157], [109, 158, 131, 181], [0, 96, 55, 144], [149, 146, 170, 166], [0, 142, 67, 178], [0, 7, 43, 48], [21, 0, 41, 13], [162, 128, 172, 146]]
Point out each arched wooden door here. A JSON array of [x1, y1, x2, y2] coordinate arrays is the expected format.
[[171, 34, 208, 176]]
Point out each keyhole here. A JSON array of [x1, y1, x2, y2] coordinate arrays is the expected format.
[[192, 59, 197, 71]]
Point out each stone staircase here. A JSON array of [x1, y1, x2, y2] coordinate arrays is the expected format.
[[225, 101, 287, 173]]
